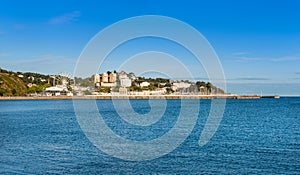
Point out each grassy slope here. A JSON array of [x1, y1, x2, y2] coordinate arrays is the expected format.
[[0, 73, 27, 96]]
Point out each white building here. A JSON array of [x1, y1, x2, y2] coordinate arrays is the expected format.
[[120, 78, 131, 87], [28, 76, 35, 81], [45, 86, 73, 96], [118, 71, 127, 79], [140, 81, 150, 87], [172, 82, 191, 89], [119, 71, 132, 87]]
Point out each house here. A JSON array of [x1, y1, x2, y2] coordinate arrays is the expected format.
[[119, 71, 132, 87], [140, 81, 150, 87], [172, 82, 191, 89], [120, 78, 131, 87]]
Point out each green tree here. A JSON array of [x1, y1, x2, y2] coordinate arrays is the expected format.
[[40, 83, 51, 90], [206, 82, 212, 95], [67, 86, 72, 92], [11, 89, 17, 95], [164, 82, 172, 87], [27, 86, 40, 94], [148, 83, 156, 91], [100, 87, 111, 93], [196, 81, 206, 89], [165, 87, 174, 94], [129, 85, 142, 92]]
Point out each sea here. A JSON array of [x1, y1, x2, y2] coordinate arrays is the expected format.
[[0, 98, 299, 174]]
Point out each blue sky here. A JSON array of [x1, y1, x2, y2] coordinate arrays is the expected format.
[[0, 0, 300, 95]]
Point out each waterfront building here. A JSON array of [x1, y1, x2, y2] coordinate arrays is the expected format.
[[45, 86, 73, 96]]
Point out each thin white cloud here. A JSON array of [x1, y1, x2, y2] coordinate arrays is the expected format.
[[49, 11, 81, 25], [235, 56, 264, 62], [233, 55, 300, 62], [270, 56, 300, 62]]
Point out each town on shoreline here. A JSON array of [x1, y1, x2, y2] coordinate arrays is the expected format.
[[0, 67, 279, 99], [0, 68, 226, 96]]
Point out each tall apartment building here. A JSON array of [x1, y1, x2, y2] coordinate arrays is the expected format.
[[108, 73, 117, 83], [102, 73, 108, 83], [94, 72, 117, 87]]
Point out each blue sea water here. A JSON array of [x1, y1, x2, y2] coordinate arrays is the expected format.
[[0, 98, 299, 174]]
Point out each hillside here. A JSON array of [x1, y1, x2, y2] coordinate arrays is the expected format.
[[0, 73, 27, 96], [0, 68, 52, 96]]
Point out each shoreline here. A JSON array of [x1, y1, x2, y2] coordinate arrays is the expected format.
[[0, 95, 280, 100]]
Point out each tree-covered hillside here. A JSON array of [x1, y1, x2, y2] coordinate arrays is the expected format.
[[0, 68, 51, 96]]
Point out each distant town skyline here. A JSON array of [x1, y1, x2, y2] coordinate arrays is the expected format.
[[0, 0, 300, 95]]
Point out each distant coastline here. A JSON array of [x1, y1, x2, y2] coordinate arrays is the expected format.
[[0, 95, 280, 100], [0, 68, 226, 97], [0, 68, 286, 99]]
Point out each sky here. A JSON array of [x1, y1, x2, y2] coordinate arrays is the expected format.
[[0, 0, 300, 95]]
